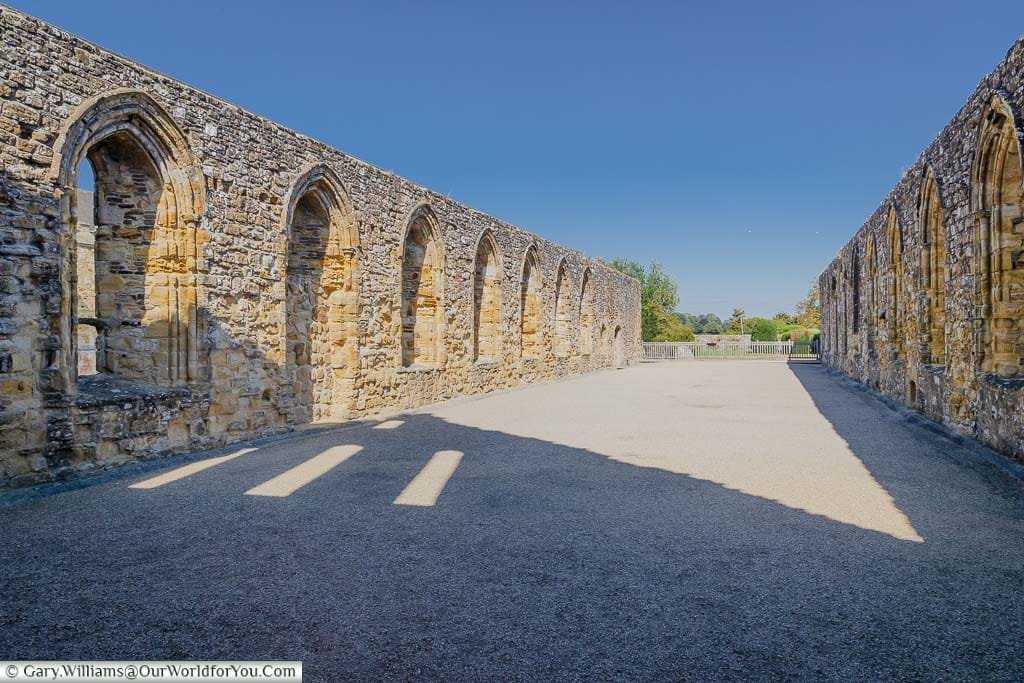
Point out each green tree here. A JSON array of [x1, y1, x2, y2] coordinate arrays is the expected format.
[[673, 312, 724, 335], [699, 317, 724, 335], [773, 311, 795, 328], [608, 258, 645, 283], [609, 259, 681, 341], [748, 317, 779, 341], [727, 308, 747, 334], [651, 311, 695, 342], [795, 283, 821, 328]]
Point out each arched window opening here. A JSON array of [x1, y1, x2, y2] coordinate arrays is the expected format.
[[887, 207, 905, 362], [473, 233, 502, 362], [613, 325, 625, 368], [852, 248, 860, 335], [866, 234, 877, 358], [920, 170, 946, 365], [80, 131, 188, 384], [554, 262, 571, 357], [402, 211, 443, 367], [579, 269, 594, 355], [838, 270, 847, 357], [520, 248, 542, 359], [826, 276, 835, 357], [974, 97, 1024, 377], [284, 170, 359, 423], [57, 92, 203, 392], [75, 160, 98, 377]]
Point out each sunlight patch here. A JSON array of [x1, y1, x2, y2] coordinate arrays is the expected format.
[[245, 445, 362, 498], [423, 363, 925, 542], [394, 450, 463, 507], [130, 448, 258, 489]]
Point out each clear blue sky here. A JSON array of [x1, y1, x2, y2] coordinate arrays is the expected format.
[[14, 0, 1022, 319]]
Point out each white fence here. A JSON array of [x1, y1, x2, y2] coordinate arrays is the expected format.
[[643, 341, 818, 361]]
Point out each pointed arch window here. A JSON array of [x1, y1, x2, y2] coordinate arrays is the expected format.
[[284, 166, 359, 422], [402, 208, 444, 368], [974, 96, 1024, 377], [520, 248, 542, 359], [887, 207, 905, 362], [579, 269, 595, 355], [55, 91, 204, 389], [865, 233, 877, 357], [919, 169, 946, 365], [473, 233, 502, 362], [554, 262, 572, 357]]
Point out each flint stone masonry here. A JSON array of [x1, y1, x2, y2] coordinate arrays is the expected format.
[[820, 36, 1024, 462], [0, 5, 641, 488]]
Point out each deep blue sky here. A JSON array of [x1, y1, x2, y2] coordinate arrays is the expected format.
[[14, 1, 1022, 318]]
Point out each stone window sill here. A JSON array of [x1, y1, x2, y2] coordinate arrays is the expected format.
[[75, 374, 195, 408], [398, 364, 440, 374], [474, 359, 501, 368]]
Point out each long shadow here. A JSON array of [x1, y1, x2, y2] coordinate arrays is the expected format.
[[2, 402, 1023, 680], [786, 363, 1024, 540]]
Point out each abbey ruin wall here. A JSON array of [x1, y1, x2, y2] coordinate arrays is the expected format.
[[820, 36, 1024, 461], [0, 6, 641, 487]]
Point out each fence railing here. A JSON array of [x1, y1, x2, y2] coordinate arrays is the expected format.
[[642, 340, 819, 361]]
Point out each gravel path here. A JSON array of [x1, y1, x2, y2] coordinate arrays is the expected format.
[[1, 362, 1022, 680]]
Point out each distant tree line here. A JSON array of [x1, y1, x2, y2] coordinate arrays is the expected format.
[[608, 259, 821, 343]]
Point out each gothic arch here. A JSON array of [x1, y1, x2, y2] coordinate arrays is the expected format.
[[851, 245, 860, 336], [553, 258, 572, 357], [472, 229, 503, 362], [400, 204, 445, 367], [972, 93, 1024, 377], [520, 244, 543, 359], [282, 164, 361, 422], [579, 268, 595, 356], [865, 231, 878, 358], [613, 324, 625, 368], [829, 275, 838, 358], [886, 206, 905, 362], [919, 165, 947, 365], [282, 164, 358, 249], [52, 89, 205, 392]]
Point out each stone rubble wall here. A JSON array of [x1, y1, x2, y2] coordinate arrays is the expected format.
[[819, 36, 1024, 462], [0, 5, 642, 488]]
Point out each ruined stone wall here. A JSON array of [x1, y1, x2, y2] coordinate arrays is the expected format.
[[0, 5, 642, 487], [819, 36, 1024, 462]]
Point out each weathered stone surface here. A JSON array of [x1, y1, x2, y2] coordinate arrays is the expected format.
[[0, 6, 641, 488], [820, 36, 1024, 462]]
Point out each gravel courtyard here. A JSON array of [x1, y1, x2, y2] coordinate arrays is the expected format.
[[2, 362, 1022, 680]]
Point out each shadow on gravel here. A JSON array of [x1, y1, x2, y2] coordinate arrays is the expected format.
[[2, 395, 1023, 680], [787, 362, 1024, 541]]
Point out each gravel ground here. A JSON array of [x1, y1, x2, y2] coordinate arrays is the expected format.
[[1, 362, 1022, 681]]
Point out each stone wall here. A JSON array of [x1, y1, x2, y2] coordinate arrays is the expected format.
[[0, 6, 642, 487], [819, 36, 1024, 462]]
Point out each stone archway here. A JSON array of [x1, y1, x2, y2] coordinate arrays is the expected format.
[[613, 326, 626, 368], [473, 231, 503, 362], [973, 94, 1024, 378], [401, 206, 444, 368], [283, 165, 360, 423], [52, 89, 205, 392]]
